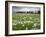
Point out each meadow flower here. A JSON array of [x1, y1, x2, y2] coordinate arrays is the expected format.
[[34, 23, 37, 27]]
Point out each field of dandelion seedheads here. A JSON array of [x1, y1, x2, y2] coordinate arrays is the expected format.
[[12, 11, 40, 30]]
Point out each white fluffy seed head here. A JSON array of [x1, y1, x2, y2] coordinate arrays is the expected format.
[[21, 22, 23, 24], [19, 22, 20, 23], [34, 23, 37, 27], [28, 21, 30, 23], [24, 22, 26, 23]]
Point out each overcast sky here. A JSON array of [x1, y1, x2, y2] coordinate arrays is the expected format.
[[12, 6, 40, 12]]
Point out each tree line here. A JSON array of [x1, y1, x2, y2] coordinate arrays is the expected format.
[[16, 10, 40, 14]]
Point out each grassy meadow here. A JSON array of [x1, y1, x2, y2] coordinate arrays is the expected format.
[[12, 13, 40, 31]]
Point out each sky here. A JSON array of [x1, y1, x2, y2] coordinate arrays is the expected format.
[[12, 6, 40, 12]]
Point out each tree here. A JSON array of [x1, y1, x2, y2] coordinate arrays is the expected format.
[[38, 10, 40, 14]]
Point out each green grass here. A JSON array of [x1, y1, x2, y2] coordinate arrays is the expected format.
[[12, 13, 40, 31]]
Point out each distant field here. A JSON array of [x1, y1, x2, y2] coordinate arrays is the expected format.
[[12, 13, 40, 31]]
